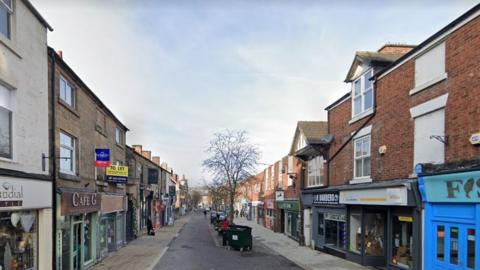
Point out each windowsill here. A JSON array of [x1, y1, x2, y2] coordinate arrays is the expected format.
[[58, 99, 80, 118], [349, 177, 372, 184], [306, 184, 325, 189], [349, 108, 374, 125], [116, 143, 124, 149], [0, 156, 16, 164], [59, 172, 80, 182], [409, 73, 448, 96], [0, 35, 22, 59]]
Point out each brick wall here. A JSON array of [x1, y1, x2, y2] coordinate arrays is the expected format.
[[327, 15, 480, 185]]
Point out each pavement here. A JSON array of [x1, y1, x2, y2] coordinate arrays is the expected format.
[[154, 212, 302, 270], [235, 217, 368, 270], [90, 215, 190, 270]]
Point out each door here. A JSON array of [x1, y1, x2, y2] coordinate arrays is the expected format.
[[433, 222, 476, 270], [363, 211, 386, 266], [72, 223, 82, 270], [126, 199, 134, 241]]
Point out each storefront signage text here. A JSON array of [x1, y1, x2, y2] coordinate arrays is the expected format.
[[325, 213, 346, 222], [312, 192, 339, 205], [106, 165, 128, 184], [61, 191, 101, 215], [420, 170, 480, 203], [0, 182, 23, 207], [339, 187, 408, 206], [277, 201, 300, 211]]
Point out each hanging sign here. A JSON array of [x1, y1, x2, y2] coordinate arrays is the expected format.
[[95, 149, 110, 168], [106, 165, 128, 184], [275, 191, 284, 201]]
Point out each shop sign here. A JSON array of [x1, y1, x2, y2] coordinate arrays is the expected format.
[[419, 170, 480, 203], [275, 191, 284, 201], [277, 200, 300, 211], [101, 194, 126, 213], [325, 212, 346, 222], [312, 191, 339, 205], [61, 191, 100, 215], [398, 216, 413, 222], [265, 200, 274, 209], [106, 165, 128, 184], [148, 168, 159, 184], [339, 187, 408, 206], [95, 149, 110, 168], [0, 179, 51, 209]]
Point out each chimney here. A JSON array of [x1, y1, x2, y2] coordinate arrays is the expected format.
[[57, 50, 63, 59], [152, 156, 161, 166], [132, 145, 142, 154], [378, 44, 415, 54], [142, 150, 152, 160]]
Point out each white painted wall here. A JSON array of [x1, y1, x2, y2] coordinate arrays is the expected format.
[[0, 0, 49, 175]]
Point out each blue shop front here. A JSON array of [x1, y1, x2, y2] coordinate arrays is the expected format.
[[419, 169, 480, 270]]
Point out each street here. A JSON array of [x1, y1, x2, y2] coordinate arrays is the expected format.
[[154, 213, 302, 270]]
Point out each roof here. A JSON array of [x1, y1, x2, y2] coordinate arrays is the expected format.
[[325, 92, 351, 111], [22, 0, 53, 31], [48, 47, 129, 131], [289, 121, 328, 155], [376, 3, 480, 78], [344, 51, 405, 82]]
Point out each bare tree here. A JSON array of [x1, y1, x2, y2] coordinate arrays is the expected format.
[[203, 130, 260, 223]]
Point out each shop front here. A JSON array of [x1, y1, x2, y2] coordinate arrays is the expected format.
[[265, 199, 275, 231], [302, 189, 347, 257], [98, 194, 126, 260], [419, 169, 480, 270], [0, 177, 52, 270], [278, 200, 301, 241], [58, 189, 100, 270], [339, 180, 421, 270]]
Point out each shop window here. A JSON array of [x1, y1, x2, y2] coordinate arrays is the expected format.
[[318, 213, 324, 235], [349, 213, 361, 253], [436, 225, 445, 261], [392, 216, 413, 269], [61, 217, 71, 270], [364, 213, 384, 256], [450, 227, 459, 265], [467, 229, 475, 269], [324, 213, 347, 250], [0, 211, 37, 269]]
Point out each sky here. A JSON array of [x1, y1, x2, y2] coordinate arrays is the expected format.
[[32, 0, 478, 186]]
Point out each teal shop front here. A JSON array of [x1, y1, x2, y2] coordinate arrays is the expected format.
[[419, 169, 480, 270], [277, 200, 301, 241]]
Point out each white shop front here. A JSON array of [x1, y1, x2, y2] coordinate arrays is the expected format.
[[0, 177, 52, 270]]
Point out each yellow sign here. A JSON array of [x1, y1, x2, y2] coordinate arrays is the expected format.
[[398, 216, 413, 222], [106, 165, 129, 177]]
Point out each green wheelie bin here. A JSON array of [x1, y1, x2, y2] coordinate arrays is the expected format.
[[227, 225, 252, 252]]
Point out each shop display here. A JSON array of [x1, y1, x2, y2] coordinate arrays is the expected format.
[[364, 213, 384, 256], [391, 216, 413, 269], [0, 211, 36, 270]]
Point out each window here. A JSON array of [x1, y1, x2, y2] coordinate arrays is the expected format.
[[365, 213, 385, 256], [96, 110, 106, 134], [318, 213, 324, 235], [414, 42, 446, 88], [468, 229, 475, 269], [265, 168, 269, 190], [352, 69, 374, 117], [115, 127, 123, 144], [308, 156, 324, 187], [287, 156, 293, 186], [392, 216, 413, 269], [437, 225, 445, 261], [84, 213, 93, 263], [60, 131, 76, 174], [0, 84, 12, 158], [0, 107, 11, 158], [0, 0, 12, 38], [349, 213, 361, 253], [296, 133, 306, 151], [354, 135, 371, 179], [413, 109, 445, 167], [324, 213, 347, 250], [450, 227, 459, 265], [270, 166, 274, 190], [59, 77, 74, 107]]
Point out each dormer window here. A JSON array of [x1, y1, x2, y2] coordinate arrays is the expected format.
[[352, 69, 374, 118]]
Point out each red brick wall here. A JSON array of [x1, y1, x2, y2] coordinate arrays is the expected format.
[[328, 16, 480, 185]]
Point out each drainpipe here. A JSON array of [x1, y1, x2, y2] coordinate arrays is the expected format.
[[49, 48, 57, 270]]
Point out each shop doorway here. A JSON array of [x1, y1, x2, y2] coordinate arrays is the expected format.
[[432, 222, 475, 270], [72, 222, 82, 270], [280, 210, 285, 233], [126, 198, 135, 241]]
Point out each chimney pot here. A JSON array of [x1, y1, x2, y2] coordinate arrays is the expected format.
[[132, 145, 142, 154], [142, 150, 152, 160]]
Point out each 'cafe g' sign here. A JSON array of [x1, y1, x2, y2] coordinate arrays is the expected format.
[[61, 191, 101, 215]]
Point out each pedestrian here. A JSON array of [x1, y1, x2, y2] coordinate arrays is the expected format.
[[203, 209, 207, 218], [222, 217, 230, 246], [235, 209, 239, 218], [147, 217, 154, 236]]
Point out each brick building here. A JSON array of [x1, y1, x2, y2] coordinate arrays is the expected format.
[[48, 48, 129, 269]]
